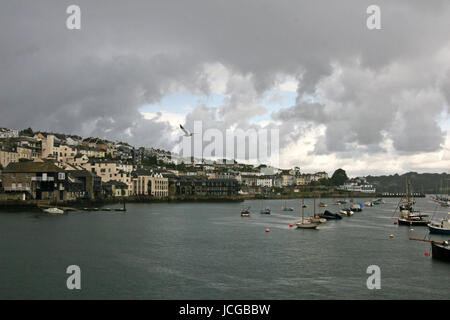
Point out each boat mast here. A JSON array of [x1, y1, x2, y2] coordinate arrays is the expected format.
[[302, 184, 305, 223], [314, 191, 316, 218]]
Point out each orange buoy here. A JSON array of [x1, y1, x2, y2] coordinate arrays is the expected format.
[[289, 224, 293, 228], [394, 221, 398, 225], [425, 252, 430, 256], [265, 228, 270, 232], [389, 234, 394, 238]]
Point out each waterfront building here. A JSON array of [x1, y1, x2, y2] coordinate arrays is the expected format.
[[0, 160, 84, 201]]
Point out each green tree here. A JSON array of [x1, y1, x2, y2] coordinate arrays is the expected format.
[[20, 127, 34, 136], [331, 168, 348, 186]]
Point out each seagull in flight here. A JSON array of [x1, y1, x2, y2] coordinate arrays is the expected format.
[[179, 124, 197, 137]]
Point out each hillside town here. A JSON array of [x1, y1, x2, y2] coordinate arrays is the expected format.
[[0, 127, 376, 204]]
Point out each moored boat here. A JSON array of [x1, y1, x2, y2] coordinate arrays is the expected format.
[[428, 217, 450, 235], [319, 210, 342, 220], [296, 185, 319, 229], [340, 208, 354, 216], [397, 180, 430, 226], [241, 208, 250, 217], [43, 207, 64, 214], [432, 241, 450, 261], [410, 238, 450, 262]]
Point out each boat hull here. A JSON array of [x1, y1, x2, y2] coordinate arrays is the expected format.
[[296, 223, 318, 229], [428, 225, 450, 235], [398, 218, 430, 226], [431, 242, 450, 262]]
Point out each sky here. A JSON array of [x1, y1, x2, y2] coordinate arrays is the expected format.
[[1, 0, 450, 176]]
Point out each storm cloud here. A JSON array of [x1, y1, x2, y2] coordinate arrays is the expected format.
[[0, 0, 449, 174]]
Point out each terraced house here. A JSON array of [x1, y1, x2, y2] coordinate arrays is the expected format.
[[0, 160, 84, 201]]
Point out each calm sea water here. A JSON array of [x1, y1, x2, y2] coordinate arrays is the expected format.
[[0, 197, 448, 299]]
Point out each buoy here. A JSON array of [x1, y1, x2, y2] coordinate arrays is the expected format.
[[289, 224, 293, 228], [265, 228, 270, 232], [389, 234, 394, 238], [425, 252, 430, 256], [394, 221, 398, 225]]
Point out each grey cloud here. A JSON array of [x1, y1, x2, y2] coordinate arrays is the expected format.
[[0, 0, 449, 164]]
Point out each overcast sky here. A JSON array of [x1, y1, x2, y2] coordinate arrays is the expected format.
[[1, 1, 449, 176]]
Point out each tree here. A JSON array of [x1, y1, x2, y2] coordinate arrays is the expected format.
[[20, 127, 34, 136], [331, 168, 348, 186]]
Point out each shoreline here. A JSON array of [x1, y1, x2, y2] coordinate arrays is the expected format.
[[0, 192, 424, 212]]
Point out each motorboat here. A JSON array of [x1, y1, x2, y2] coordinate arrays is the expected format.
[[43, 207, 64, 214]]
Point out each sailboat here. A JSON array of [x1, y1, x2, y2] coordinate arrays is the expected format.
[[397, 180, 430, 226], [296, 185, 319, 229], [310, 192, 326, 224], [260, 198, 271, 214]]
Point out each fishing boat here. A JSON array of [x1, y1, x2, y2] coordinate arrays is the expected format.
[[43, 207, 64, 214], [364, 201, 373, 207], [296, 185, 319, 229], [319, 210, 342, 220], [397, 180, 430, 226], [241, 208, 251, 217], [410, 238, 450, 262], [351, 203, 363, 212], [428, 216, 450, 235]]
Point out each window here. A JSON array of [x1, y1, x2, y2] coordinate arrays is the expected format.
[[58, 172, 65, 180]]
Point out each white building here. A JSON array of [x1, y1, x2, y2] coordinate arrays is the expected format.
[[0, 128, 19, 138], [338, 180, 376, 193], [256, 176, 273, 188]]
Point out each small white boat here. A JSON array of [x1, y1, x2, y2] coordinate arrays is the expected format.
[[43, 207, 64, 214]]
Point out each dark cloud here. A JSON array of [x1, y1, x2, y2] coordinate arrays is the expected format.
[[0, 0, 449, 167]]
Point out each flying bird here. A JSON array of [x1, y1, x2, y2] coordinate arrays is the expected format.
[[179, 124, 196, 137]]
